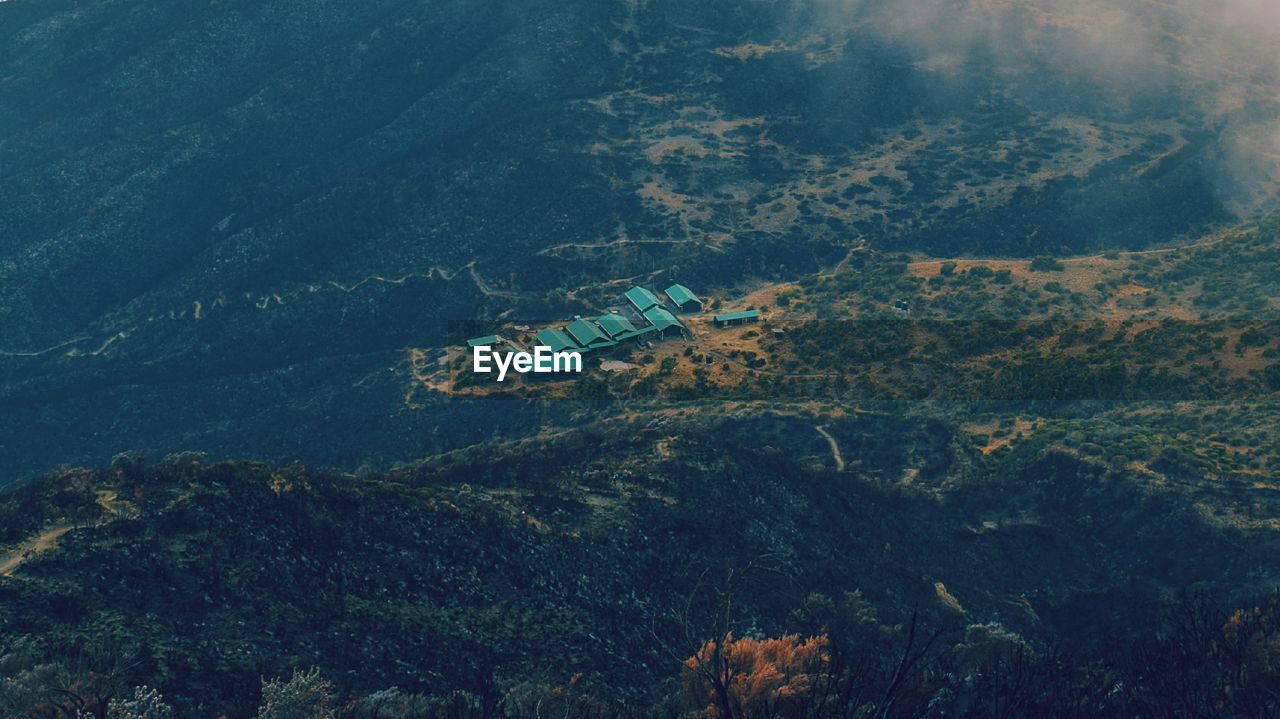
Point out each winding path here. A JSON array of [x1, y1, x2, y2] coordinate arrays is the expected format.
[[0, 525, 72, 577], [0, 490, 129, 577], [815, 424, 845, 471]]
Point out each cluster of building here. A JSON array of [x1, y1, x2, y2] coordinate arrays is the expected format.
[[534, 283, 702, 356], [465, 283, 703, 357], [465, 281, 763, 358]]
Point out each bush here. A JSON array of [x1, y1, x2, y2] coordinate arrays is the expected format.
[[110, 686, 174, 719], [1265, 364, 1280, 392], [1030, 256, 1065, 272], [256, 667, 335, 719]]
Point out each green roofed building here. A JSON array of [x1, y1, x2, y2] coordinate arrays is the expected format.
[[642, 306, 686, 338], [597, 313, 637, 339], [664, 283, 703, 313], [536, 327, 580, 353], [625, 286, 661, 313], [566, 318, 615, 349], [466, 335, 501, 348], [614, 324, 659, 342], [713, 309, 760, 327]]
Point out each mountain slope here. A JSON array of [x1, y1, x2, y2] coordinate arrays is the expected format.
[[2, 411, 1275, 715], [3, 0, 1274, 482]]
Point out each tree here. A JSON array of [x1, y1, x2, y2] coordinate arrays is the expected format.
[[682, 634, 830, 719], [256, 668, 335, 719], [656, 559, 788, 719], [2, 641, 142, 719], [939, 623, 1040, 719], [788, 592, 888, 715], [108, 686, 173, 719], [1215, 599, 1280, 717]]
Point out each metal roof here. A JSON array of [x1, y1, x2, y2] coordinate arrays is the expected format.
[[614, 325, 659, 341], [643, 306, 685, 333], [597, 313, 637, 338], [466, 335, 501, 348], [714, 309, 761, 323], [625, 286, 661, 311], [566, 318, 612, 347], [535, 327, 579, 352], [664, 283, 702, 307]]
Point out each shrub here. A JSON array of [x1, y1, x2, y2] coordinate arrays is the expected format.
[[109, 686, 174, 719], [256, 667, 335, 719], [1030, 256, 1065, 272]]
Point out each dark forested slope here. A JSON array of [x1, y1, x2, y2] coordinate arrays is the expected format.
[[2, 411, 1276, 715]]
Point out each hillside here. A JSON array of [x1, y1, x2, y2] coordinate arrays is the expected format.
[[3, 0, 1278, 483], [3, 1, 1280, 716], [2, 409, 1279, 715]]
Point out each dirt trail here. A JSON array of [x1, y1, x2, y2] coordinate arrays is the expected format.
[[0, 335, 91, 357], [821, 248, 856, 278], [0, 489, 132, 577], [4, 262, 472, 360], [467, 262, 517, 299], [815, 424, 845, 471], [0, 525, 73, 577], [910, 222, 1243, 276]]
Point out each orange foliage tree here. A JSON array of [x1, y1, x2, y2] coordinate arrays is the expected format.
[[682, 633, 830, 719]]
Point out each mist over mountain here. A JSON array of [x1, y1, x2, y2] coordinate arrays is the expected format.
[[812, 0, 1280, 204]]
